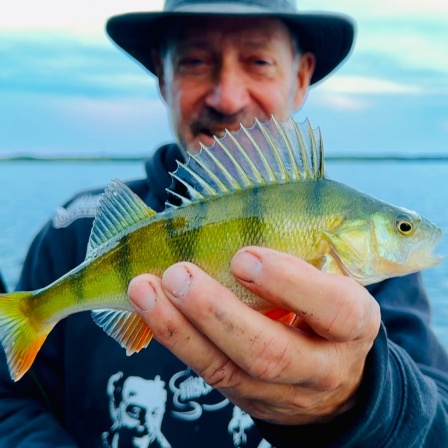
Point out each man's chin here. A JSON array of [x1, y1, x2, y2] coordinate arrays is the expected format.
[[187, 128, 242, 154]]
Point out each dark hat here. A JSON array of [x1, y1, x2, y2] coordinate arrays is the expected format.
[[106, 0, 356, 85]]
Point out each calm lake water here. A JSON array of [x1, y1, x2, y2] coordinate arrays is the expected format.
[[0, 158, 447, 349]]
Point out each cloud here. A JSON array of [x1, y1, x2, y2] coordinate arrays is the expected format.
[[356, 23, 448, 75], [0, 0, 164, 32], [300, 0, 448, 77], [3, 0, 447, 31], [307, 74, 424, 113], [307, 92, 370, 112], [300, 0, 448, 20], [0, 91, 172, 156], [318, 76, 423, 95], [0, 32, 158, 99]]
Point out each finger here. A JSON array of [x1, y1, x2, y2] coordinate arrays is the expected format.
[[230, 247, 381, 342], [159, 263, 336, 384], [128, 274, 246, 389]]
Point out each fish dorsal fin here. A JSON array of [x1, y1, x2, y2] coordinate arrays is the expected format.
[[86, 179, 156, 260], [166, 115, 324, 208]]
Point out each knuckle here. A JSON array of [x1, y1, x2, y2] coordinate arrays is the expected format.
[[328, 278, 378, 340], [315, 364, 342, 392], [246, 337, 293, 381], [304, 351, 341, 392], [198, 357, 242, 389]]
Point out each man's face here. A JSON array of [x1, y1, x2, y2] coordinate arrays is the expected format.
[[156, 16, 315, 154]]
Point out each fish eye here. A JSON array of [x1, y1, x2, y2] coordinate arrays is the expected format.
[[396, 216, 414, 235]]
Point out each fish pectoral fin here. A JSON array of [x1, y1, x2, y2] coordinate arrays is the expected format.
[[322, 221, 370, 267], [315, 254, 348, 277], [91, 309, 153, 355], [318, 235, 371, 285]]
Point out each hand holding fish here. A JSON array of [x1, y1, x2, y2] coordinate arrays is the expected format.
[[128, 245, 381, 424]]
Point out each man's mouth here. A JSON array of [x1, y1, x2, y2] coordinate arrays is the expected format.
[[199, 127, 240, 139]]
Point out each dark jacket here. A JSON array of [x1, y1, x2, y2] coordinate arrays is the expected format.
[[0, 271, 6, 294], [0, 144, 447, 448]]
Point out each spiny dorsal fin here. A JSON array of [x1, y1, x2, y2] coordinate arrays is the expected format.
[[86, 179, 156, 260], [166, 116, 324, 208]]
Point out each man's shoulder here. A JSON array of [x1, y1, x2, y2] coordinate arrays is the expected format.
[[32, 141, 182, 254], [51, 190, 103, 230], [51, 175, 155, 231]]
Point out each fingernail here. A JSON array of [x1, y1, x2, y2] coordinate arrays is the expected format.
[[232, 251, 262, 282], [162, 265, 192, 301], [129, 279, 156, 313]]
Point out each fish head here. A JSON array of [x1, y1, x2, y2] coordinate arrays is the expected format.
[[323, 205, 443, 286], [371, 206, 443, 274]]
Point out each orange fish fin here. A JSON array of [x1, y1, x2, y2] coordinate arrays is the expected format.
[[264, 308, 297, 326], [0, 291, 54, 382], [92, 309, 153, 355]]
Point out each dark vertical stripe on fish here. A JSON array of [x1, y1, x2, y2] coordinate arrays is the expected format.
[[112, 234, 132, 291], [165, 204, 204, 262], [313, 179, 326, 213], [70, 269, 85, 304], [241, 187, 265, 246]]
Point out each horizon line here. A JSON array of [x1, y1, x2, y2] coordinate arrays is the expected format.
[[1, 154, 448, 163]]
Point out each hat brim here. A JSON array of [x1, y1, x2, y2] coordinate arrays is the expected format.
[[106, 10, 355, 86]]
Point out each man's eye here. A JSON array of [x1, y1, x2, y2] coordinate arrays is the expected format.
[[180, 58, 205, 67], [253, 59, 270, 66], [177, 57, 210, 74]]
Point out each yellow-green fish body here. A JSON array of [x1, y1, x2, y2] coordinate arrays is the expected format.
[[0, 116, 442, 381]]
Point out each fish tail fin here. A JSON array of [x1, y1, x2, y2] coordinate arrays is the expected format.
[[0, 292, 50, 382]]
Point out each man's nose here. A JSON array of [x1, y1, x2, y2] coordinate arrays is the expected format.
[[205, 66, 250, 115]]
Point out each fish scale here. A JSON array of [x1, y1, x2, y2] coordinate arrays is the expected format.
[[0, 116, 442, 382]]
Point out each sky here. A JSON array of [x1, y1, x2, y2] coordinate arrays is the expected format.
[[1, 0, 447, 157]]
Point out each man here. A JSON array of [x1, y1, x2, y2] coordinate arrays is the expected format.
[[0, 1, 447, 447]]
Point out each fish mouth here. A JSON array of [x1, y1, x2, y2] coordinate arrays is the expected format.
[[430, 227, 444, 261], [416, 227, 444, 268], [428, 253, 444, 266]]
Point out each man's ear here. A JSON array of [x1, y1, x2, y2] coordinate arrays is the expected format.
[[293, 52, 316, 109], [153, 50, 167, 101]]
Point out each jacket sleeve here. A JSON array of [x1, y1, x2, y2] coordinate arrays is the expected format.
[[255, 273, 448, 447], [0, 222, 81, 447]]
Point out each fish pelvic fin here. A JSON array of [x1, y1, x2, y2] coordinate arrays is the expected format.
[[86, 180, 157, 260], [0, 291, 54, 382], [92, 309, 153, 355], [166, 116, 325, 208]]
